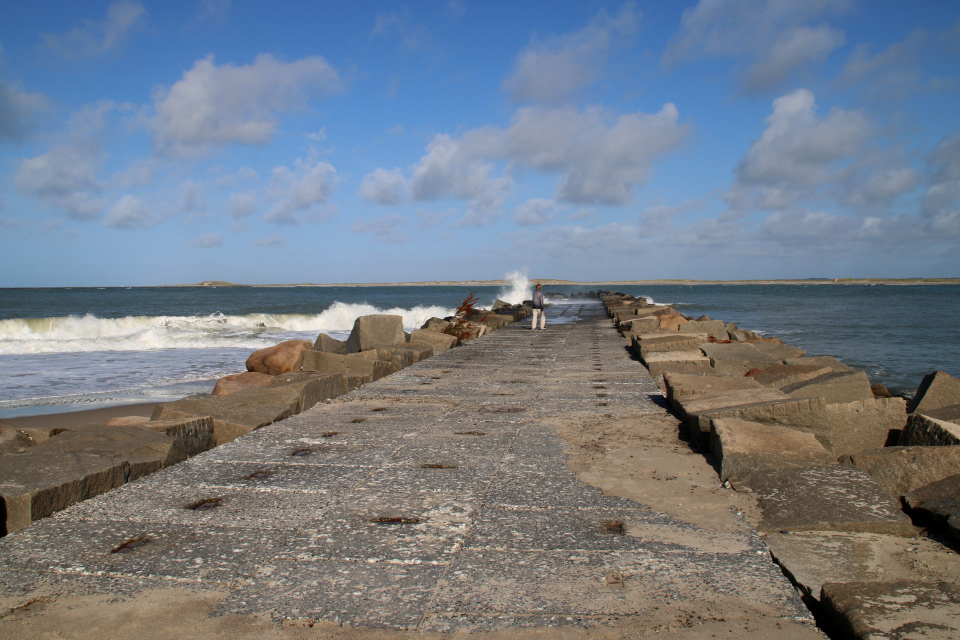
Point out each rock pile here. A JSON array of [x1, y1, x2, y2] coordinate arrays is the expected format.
[[0, 301, 531, 536], [601, 290, 960, 638]]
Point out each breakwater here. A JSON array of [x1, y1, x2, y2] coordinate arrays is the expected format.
[[0, 292, 957, 638]]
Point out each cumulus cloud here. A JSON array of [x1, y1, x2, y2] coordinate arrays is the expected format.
[[358, 168, 406, 205], [265, 156, 338, 225], [727, 89, 872, 211], [503, 3, 640, 103], [407, 103, 688, 210], [664, 0, 850, 91], [193, 232, 223, 247], [513, 198, 557, 226], [103, 194, 157, 228], [151, 53, 342, 157], [229, 190, 258, 218], [839, 30, 928, 99], [921, 131, 960, 236], [351, 212, 408, 243], [40, 0, 146, 59]]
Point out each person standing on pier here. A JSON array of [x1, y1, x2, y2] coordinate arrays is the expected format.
[[531, 283, 546, 330]]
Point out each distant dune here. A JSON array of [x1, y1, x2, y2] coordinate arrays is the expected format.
[[170, 278, 960, 288]]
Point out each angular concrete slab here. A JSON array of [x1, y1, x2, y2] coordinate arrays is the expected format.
[[904, 474, 960, 543], [839, 445, 960, 500], [664, 371, 764, 402], [909, 370, 960, 415], [700, 342, 782, 376], [748, 340, 806, 361], [781, 370, 875, 404], [711, 419, 836, 484], [899, 413, 960, 446], [748, 363, 834, 389], [742, 466, 916, 536], [784, 355, 853, 372], [821, 581, 960, 640]]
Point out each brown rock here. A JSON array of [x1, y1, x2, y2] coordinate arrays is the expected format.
[[409, 329, 457, 353], [748, 363, 833, 389], [212, 371, 274, 396], [314, 333, 347, 354], [658, 314, 689, 331], [0, 423, 36, 455], [245, 339, 314, 375], [345, 315, 406, 353]]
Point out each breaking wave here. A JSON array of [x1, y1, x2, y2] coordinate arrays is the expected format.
[[0, 302, 455, 355]]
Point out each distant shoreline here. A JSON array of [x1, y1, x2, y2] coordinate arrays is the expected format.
[[164, 278, 960, 287]]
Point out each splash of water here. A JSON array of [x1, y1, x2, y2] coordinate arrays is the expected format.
[[496, 271, 532, 306]]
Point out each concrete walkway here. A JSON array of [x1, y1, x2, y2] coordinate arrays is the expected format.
[[0, 301, 821, 638]]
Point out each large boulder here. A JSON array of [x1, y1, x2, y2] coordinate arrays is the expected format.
[[821, 581, 960, 640], [0, 423, 35, 455], [839, 446, 960, 500], [658, 314, 690, 331], [898, 413, 960, 446], [711, 418, 836, 485], [409, 329, 457, 353], [908, 370, 960, 415], [314, 333, 347, 354], [0, 453, 129, 535], [420, 317, 452, 333], [212, 371, 274, 396], [245, 339, 314, 375], [346, 315, 405, 353], [700, 342, 781, 376], [741, 465, 917, 537], [676, 319, 728, 341], [32, 425, 188, 481], [780, 370, 875, 405]]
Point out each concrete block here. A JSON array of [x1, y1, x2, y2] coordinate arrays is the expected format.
[[301, 351, 392, 383], [644, 361, 722, 378], [152, 376, 341, 445], [781, 370, 875, 404], [618, 316, 659, 333], [899, 413, 960, 446], [409, 329, 457, 353], [141, 416, 215, 457], [909, 370, 960, 415], [345, 314, 406, 353], [923, 404, 960, 425], [710, 419, 836, 484], [742, 465, 917, 536], [747, 340, 806, 361], [765, 532, 960, 604], [821, 581, 960, 640], [904, 474, 960, 543], [0, 453, 128, 535], [33, 425, 187, 481], [663, 372, 764, 403], [748, 363, 833, 389], [839, 445, 960, 500], [631, 333, 708, 358], [677, 319, 728, 340], [783, 356, 852, 372], [700, 342, 782, 376], [314, 333, 347, 354], [640, 350, 711, 370]]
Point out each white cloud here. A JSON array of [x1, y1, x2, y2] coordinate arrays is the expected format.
[[513, 198, 557, 226], [407, 103, 688, 209], [839, 30, 928, 99], [371, 10, 429, 52], [229, 190, 258, 218], [0, 77, 47, 140], [921, 131, 960, 236], [193, 232, 223, 247], [178, 180, 205, 213], [358, 168, 406, 205], [151, 53, 342, 157], [253, 233, 285, 247], [13, 101, 119, 220], [265, 157, 338, 225], [351, 213, 408, 243], [40, 1, 146, 59], [727, 89, 871, 211], [503, 3, 640, 104], [103, 194, 156, 228], [664, 0, 850, 91]]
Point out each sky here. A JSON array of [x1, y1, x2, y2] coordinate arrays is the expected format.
[[0, 1, 959, 286]]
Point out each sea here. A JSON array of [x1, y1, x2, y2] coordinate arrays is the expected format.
[[1, 277, 957, 418]]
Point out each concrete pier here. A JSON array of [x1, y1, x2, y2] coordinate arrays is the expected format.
[[0, 301, 822, 639]]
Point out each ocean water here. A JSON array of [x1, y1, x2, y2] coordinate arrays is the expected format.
[[0, 280, 957, 417]]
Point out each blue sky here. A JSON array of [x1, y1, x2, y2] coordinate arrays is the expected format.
[[1, 1, 958, 286]]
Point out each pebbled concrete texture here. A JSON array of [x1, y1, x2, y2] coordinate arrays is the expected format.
[[0, 300, 822, 639]]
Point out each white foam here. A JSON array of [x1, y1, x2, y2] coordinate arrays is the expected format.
[[495, 270, 532, 306], [0, 302, 455, 355]]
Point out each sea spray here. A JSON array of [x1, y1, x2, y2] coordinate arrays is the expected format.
[[496, 271, 532, 306]]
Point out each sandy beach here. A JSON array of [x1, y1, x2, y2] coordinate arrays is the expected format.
[[2, 402, 157, 432]]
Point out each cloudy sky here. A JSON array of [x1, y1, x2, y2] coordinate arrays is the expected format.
[[1, 1, 958, 286]]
